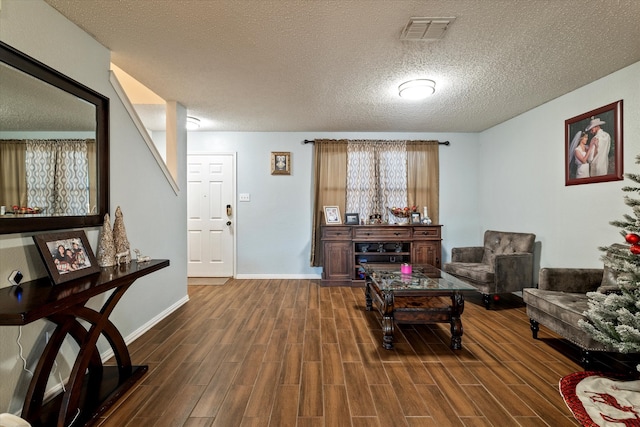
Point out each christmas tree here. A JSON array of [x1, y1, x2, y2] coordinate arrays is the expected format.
[[579, 154, 640, 357]]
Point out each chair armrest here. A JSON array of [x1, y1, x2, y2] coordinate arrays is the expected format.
[[494, 253, 533, 286], [451, 246, 484, 263], [538, 267, 603, 293]]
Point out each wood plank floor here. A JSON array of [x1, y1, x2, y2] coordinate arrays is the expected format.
[[96, 279, 593, 426]]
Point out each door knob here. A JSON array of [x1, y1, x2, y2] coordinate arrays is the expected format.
[[226, 221, 232, 226]]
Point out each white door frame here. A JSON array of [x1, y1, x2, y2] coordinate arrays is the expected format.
[[187, 151, 237, 278]]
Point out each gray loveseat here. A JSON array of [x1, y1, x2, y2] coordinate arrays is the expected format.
[[443, 230, 536, 309], [523, 267, 616, 367]]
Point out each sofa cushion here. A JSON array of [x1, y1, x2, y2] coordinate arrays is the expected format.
[[443, 262, 494, 284], [523, 288, 612, 351], [523, 288, 588, 324], [481, 230, 536, 267]]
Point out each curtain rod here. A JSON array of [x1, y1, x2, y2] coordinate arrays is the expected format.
[[303, 139, 449, 145]]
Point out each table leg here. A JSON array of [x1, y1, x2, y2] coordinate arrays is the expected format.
[[57, 285, 133, 426], [381, 291, 395, 350], [364, 281, 372, 311], [450, 291, 465, 350], [21, 313, 103, 423]]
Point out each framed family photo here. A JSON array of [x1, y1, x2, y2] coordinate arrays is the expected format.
[[323, 206, 342, 224], [345, 213, 360, 225], [565, 100, 623, 186], [33, 230, 100, 285], [410, 212, 421, 224], [271, 151, 291, 175]]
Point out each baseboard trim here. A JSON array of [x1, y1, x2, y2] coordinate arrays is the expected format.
[[99, 294, 190, 363], [235, 274, 322, 280]]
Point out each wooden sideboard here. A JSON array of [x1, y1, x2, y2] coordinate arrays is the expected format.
[[0, 259, 169, 427], [320, 225, 442, 286]]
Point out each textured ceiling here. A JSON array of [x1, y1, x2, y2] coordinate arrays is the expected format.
[[43, 0, 640, 132]]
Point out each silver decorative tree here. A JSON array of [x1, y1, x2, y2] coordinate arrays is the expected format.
[[113, 206, 131, 264], [96, 213, 116, 267]]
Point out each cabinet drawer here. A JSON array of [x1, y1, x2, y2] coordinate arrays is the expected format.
[[412, 227, 441, 239], [322, 226, 352, 240], [353, 227, 411, 240]]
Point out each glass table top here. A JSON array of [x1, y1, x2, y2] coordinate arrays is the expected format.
[[362, 263, 476, 292]]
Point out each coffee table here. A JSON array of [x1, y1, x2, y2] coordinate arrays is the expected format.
[[363, 263, 476, 350]]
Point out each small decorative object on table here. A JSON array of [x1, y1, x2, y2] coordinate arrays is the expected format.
[[97, 213, 116, 267], [422, 206, 432, 225], [389, 206, 417, 224], [369, 214, 382, 224], [134, 249, 151, 263], [389, 206, 417, 218], [113, 206, 131, 264]]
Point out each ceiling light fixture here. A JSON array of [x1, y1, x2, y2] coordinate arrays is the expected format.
[[186, 116, 200, 130], [398, 79, 436, 100]]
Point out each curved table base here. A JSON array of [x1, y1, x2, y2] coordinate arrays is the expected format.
[[22, 282, 147, 427]]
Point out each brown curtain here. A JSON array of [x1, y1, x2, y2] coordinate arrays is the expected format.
[[310, 139, 348, 267], [407, 141, 440, 224], [0, 140, 27, 208]]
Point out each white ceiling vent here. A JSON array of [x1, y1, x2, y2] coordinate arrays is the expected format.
[[400, 17, 456, 41]]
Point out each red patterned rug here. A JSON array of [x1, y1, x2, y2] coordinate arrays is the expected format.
[[560, 371, 640, 426]]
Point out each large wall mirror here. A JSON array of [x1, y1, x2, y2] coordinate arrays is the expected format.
[[0, 41, 109, 234]]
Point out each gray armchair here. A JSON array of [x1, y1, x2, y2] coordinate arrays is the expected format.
[[442, 230, 536, 309]]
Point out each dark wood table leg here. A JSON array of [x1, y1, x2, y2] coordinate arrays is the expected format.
[[21, 312, 103, 423], [364, 281, 372, 311], [381, 291, 395, 349], [56, 284, 133, 426], [450, 291, 465, 350]]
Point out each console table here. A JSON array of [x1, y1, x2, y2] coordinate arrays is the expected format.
[[0, 259, 169, 427], [320, 224, 442, 286]]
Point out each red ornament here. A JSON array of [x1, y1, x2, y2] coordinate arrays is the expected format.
[[630, 244, 640, 255], [626, 233, 640, 244]]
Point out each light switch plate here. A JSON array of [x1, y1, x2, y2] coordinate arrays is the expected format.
[[239, 193, 250, 202]]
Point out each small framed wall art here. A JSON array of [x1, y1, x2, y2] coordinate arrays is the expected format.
[[271, 151, 291, 175], [33, 230, 100, 285], [323, 206, 342, 224]]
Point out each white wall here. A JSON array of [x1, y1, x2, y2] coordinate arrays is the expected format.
[[188, 132, 482, 276], [478, 62, 640, 268], [0, 0, 188, 413]]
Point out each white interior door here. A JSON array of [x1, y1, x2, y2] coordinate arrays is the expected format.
[[187, 153, 235, 277]]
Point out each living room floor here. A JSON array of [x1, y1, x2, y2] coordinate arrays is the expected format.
[[97, 279, 594, 426]]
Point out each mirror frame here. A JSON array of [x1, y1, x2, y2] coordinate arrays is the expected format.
[[0, 41, 109, 234]]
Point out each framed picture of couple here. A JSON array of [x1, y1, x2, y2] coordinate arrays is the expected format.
[[565, 100, 623, 186]]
